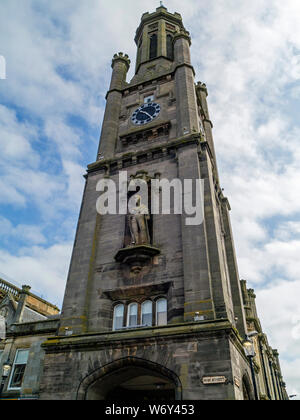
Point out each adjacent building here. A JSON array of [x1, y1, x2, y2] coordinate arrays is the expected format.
[[0, 278, 59, 399]]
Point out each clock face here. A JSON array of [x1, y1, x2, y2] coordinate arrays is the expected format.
[[131, 102, 161, 126]]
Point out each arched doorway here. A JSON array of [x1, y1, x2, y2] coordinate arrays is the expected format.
[[77, 357, 182, 401]]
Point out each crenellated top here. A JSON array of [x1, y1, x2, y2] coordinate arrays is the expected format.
[[173, 28, 192, 46], [112, 52, 131, 71], [108, 52, 131, 93]]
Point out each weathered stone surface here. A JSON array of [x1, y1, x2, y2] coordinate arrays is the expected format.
[[34, 6, 288, 401]]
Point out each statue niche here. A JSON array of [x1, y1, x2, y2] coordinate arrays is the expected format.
[[115, 178, 160, 267], [127, 194, 150, 246]]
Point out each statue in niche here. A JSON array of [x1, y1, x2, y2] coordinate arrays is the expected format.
[[128, 194, 150, 246], [0, 307, 8, 318]]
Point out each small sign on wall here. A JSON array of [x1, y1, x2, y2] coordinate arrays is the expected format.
[[234, 377, 241, 388], [202, 376, 227, 385]]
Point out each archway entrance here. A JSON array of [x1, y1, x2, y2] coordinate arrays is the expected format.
[[88, 366, 176, 401], [78, 357, 181, 401]]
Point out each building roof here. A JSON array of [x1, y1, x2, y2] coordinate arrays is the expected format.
[[0, 277, 60, 318]]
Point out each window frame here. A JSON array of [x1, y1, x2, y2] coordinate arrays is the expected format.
[[156, 298, 168, 326], [141, 300, 153, 327], [126, 302, 139, 328], [7, 348, 29, 391], [113, 303, 125, 331], [111, 297, 168, 331]]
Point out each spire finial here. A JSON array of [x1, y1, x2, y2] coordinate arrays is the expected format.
[[158, 1, 167, 10]]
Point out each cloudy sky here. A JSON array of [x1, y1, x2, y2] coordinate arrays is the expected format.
[[0, 0, 299, 398]]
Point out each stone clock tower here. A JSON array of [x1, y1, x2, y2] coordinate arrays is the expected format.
[[40, 6, 255, 400]]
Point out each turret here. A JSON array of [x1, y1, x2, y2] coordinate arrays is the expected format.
[[173, 29, 200, 137], [97, 52, 130, 160]]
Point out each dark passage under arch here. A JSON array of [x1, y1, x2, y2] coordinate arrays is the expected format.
[[77, 357, 182, 401]]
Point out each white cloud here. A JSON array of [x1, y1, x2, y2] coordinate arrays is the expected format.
[[254, 278, 300, 400], [62, 159, 85, 206], [0, 243, 72, 306], [275, 222, 300, 241], [0, 216, 46, 245], [0, 105, 39, 166]]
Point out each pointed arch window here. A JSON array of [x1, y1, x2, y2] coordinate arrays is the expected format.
[[156, 298, 167, 326], [113, 304, 124, 331], [149, 34, 158, 60], [142, 301, 153, 327], [166, 34, 174, 60], [127, 303, 138, 327]]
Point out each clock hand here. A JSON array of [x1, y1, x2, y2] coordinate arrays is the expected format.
[[140, 111, 152, 118]]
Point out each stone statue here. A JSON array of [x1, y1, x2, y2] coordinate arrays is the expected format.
[[0, 307, 8, 318], [128, 195, 150, 245]]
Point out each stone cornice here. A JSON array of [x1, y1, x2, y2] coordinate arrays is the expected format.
[[89, 133, 203, 175], [42, 319, 234, 353], [119, 119, 171, 139], [105, 88, 124, 100], [6, 319, 60, 338], [107, 63, 195, 97], [134, 55, 174, 76], [174, 62, 195, 76]]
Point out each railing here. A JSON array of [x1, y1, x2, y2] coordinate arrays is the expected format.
[[0, 278, 21, 299], [0, 277, 60, 313]]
